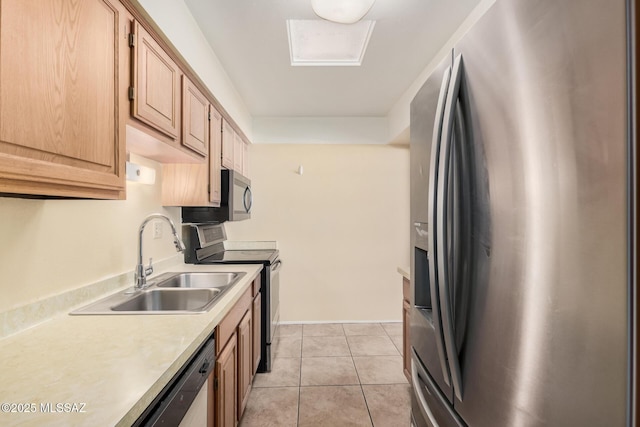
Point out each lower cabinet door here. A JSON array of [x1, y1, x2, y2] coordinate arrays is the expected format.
[[403, 299, 411, 381], [215, 332, 237, 427], [237, 310, 252, 420], [252, 293, 262, 375]]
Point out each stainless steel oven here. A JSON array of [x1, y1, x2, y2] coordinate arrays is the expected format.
[[269, 259, 281, 343], [182, 223, 280, 372]]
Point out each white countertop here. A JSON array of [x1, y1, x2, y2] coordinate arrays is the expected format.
[[397, 266, 410, 281], [0, 263, 262, 427]]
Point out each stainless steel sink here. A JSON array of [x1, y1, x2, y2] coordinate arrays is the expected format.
[[111, 288, 222, 312], [70, 271, 245, 315], [155, 271, 245, 289]]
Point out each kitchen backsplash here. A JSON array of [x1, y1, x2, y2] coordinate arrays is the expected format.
[[0, 154, 180, 314]]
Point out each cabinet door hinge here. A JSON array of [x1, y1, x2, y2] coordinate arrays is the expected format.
[[128, 33, 135, 48], [128, 87, 135, 101], [208, 111, 211, 121], [214, 377, 219, 390]]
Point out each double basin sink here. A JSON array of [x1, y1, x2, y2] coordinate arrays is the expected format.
[[71, 271, 246, 315]]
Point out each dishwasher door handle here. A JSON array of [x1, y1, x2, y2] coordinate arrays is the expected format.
[[198, 360, 210, 375]]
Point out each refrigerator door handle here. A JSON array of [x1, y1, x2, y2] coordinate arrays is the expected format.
[[437, 53, 464, 401], [427, 65, 453, 386]]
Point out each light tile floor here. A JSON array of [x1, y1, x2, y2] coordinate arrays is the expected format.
[[239, 323, 411, 427]]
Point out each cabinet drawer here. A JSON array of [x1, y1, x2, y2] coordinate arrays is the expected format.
[[216, 286, 252, 355]]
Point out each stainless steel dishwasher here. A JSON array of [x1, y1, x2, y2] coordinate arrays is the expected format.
[[133, 337, 215, 426]]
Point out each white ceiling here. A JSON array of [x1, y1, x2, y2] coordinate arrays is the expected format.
[[184, 0, 481, 118]]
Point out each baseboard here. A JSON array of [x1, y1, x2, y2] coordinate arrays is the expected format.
[[278, 319, 401, 325]]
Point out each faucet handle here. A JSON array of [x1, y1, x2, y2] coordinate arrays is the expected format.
[[145, 257, 154, 276]]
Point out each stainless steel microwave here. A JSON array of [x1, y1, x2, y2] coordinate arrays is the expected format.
[[182, 170, 252, 223]]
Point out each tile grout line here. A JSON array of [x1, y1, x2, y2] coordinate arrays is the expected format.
[[360, 323, 384, 426], [261, 323, 407, 426], [382, 322, 405, 357], [343, 323, 377, 426], [360, 383, 376, 427], [297, 349, 302, 427]]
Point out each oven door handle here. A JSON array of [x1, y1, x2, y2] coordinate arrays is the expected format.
[[271, 260, 282, 272]]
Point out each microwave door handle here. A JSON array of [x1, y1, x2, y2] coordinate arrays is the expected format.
[[242, 186, 253, 213], [246, 186, 253, 212]]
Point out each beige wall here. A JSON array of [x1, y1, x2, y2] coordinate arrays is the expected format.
[[253, 117, 390, 145], [224, 144, 410, 322], [0, 154, 181, 313]]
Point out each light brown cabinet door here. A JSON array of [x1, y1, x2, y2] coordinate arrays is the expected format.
[[237, 310, 252, 420], [221, 119, 234, 169], [182, 76, 208, 157], [242, 141, 250, 179], [215, 332, 238, 427], [161, 162, 208, 206], [403, 298, 411, 382], [132, 20, 180, 139], [161, 105, 222, 207], [233, 133, 244, 173], [0, 0, 127, 199], [252, 293, 262, 375], [209, 106, 223, 205]]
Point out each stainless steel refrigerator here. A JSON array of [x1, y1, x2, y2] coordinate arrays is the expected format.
[[409, 0, 636, 426]]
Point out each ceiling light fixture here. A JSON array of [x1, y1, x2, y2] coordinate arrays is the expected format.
[[287, 19, 375, 66], [311, 0, 375, 24]]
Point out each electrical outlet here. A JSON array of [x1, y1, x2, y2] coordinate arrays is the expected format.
[[153, 221, 163, 239]]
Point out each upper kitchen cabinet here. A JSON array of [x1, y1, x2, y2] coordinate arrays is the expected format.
[[233, 132, 244, 173], [209, 106, 223, 203], [237, 138, 250, 178], [127, 18, 206, 163], [221, 119, 235, 170], [181, 75, 209, 157], [0, 0, 128, 199], [221, 118, 250, 177], [242, 140, 250, 179], [162, 105, 222, 207], [130, 20, 180, 140]]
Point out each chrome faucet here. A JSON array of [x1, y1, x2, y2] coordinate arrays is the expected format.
[[135, 213, 186, 290]]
